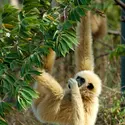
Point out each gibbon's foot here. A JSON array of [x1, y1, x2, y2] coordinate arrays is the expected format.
[[68, 78, 78, 89]]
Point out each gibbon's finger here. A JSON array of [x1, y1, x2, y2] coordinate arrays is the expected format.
[[68, 78, 78, 89]]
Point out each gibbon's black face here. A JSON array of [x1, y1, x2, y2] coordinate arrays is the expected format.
[[76, 76, 94, 89], [68, 76, 94, 90], [73, 71, 102, 96], [76, 76, 85, 87], [68, 71, 102, 96], [68, 76, 86, 89]]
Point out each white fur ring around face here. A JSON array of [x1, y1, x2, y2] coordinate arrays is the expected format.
[[68, 78, 78, 89]]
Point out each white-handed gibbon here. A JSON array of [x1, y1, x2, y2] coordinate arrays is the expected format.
[[32, 11, 102, 125]]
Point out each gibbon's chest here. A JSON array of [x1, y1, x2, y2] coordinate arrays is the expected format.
[[83, 97, 99, 125]]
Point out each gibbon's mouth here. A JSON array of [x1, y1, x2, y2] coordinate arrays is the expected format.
[[68, 83, 83, 89], [68, 84, 71, 89]]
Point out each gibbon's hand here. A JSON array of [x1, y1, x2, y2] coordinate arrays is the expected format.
[[68, 78, 78, 89]]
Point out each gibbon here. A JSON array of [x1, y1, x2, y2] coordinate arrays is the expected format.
[[32, 11, 102, 125]]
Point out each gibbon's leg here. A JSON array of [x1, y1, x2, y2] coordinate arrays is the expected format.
[[68, 78, 84, 125]]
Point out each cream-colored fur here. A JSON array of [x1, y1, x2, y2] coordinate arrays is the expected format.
[[32, 70, 101, 125], [91, 13, 107, 40], [76, 12, 94, 71], [10, 0, 19, 8], [91, 0, 107, 40], [44, 48, 56, 73], [32, 11, 102, 125]]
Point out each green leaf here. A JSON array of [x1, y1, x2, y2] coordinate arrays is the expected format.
[[5, 53, 18, 60], [21, 62, 31, 77], [0, 102, 12, 117], [10, 60, 20, 71], [80, 0, 91, 5], [30, 54, 41, 67], [60, 41, 69, 56], [17, 85, 38, 110], [22, 86, 39, 99], [17, 96, 27, 109], [1, 79, 10, 93], [24, 74, 33, 82], [28, 70, 41, 75], [0, 118, 8, 125], [61, 36, 74, 50], [5, 74, 15, 85], [20, 91, 32, 102], [76, 7, 85, 17], [69, 9, 78, 21], [0, 30, 3, 33], [63, 20, 74, 30]]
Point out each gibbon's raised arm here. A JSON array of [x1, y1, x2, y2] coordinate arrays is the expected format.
[[76, 12, 94, 72], [33, 71, 63, 97]]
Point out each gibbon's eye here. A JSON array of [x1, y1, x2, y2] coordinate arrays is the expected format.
[[76, 76, 85, 87], [87, 83, 94, 90]]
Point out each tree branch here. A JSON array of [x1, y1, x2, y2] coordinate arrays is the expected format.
[[108, 30, 121, 35], [95, 53, 110, 60], [97, 40, 113, 49], [114, 0, 125, 9]]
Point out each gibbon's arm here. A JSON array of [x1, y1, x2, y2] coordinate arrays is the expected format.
[[44, 48, 56, 73], [34, 71, 63, 97], [68, 78, 84, 125], [76, 11, 94, 72], [32, 72, 64, 122]]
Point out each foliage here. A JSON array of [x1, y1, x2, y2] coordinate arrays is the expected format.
[[0, 0, 93, 124], [97, 90, 125, 125], [110, 45, 125, 58]]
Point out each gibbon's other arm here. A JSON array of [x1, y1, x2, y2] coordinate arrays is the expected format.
[[68, 78, 84, 125], [76, 11, 94, 72]]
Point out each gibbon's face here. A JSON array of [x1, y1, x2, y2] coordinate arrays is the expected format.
[[74, 71, 102, 96]]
